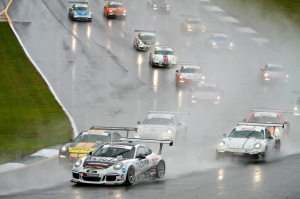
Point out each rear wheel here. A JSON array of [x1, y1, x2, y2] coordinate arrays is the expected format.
[[156, 161, 165, 178], [125, 166, 135, 185], [275, 140, 281, 152]]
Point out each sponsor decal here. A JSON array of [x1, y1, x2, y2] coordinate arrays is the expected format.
[[121, 174, 124, 179], [152, 157, 159, 162], [88, 162, 109, 166], [122, 168, 126, 173]]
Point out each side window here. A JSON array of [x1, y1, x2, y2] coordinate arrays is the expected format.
[[265, 129, 271, 139], [113, 133, 121, 141], [136, 146, 146, 157], [145, 147, 152, 156]]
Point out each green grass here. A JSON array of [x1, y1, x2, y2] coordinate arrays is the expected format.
[[0, 23, 73, 164]]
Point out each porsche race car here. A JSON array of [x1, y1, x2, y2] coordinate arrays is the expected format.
[[59, 127, 137, 165], [260, 63, 289, 83], [134, 111, 188, 141], [205, 33, 234, 50], [71, 138, 172, 185], [176, 64, 206, 87], [147, 0, 170, 12], [180, 16, 205, 33], [292, 93, 300, 116], [216, 122, 282, 161], [69, 1, 92, 21], [149, 46, 178, 67], [190, 83, 223, 104], [134, 30, 159, 51], [104, 1, 127, 18]]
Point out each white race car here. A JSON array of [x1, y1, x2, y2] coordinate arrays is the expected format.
[[149, 46, 178, 67], [71, 138, 172, 185], [216, 122, 282, 161], [134, 30, 158, 51], [135, 111, 188, 141]]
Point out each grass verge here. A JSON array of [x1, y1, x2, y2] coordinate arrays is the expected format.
[[0, 23, 73, 164]]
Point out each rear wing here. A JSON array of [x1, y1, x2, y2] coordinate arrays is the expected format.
[[251, 108, 292, 114], [237, 122, 284, 128], [120, 138, 173, 154], [135, 30, 156, 33], [69, 0, 88, 4], [181, 15, 201, 19], [148, 110, 189, 115], [176, 62, 205, 67], [90, 126, 138, 138]]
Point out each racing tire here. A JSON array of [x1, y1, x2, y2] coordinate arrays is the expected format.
[[262, 146, 268, 162], [156, 160, 165, 178], [125, 166, 135, 185], [275, 140, 281, 152]]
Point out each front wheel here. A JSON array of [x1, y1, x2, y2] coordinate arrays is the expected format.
[[156, 160, 165, 178], [125, 166, 135, 185]]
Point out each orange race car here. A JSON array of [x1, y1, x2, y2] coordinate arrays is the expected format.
[[104, 1, 127, 18]]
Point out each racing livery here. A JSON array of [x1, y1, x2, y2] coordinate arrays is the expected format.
[[104, 2, 127, 18], [216, 123, 282, 161], [205, 33, 234, 50], [260, 63, 289, 83], [135, 111, 188, 141], [147, 0, 170, 11], [245, 109, 291, 137], [59, 127, 137, 165], [176, 64, 206, 87], [149, 46, 178, 67], [71, 139, 172, 185], [134, 30, 158, 51], [190, 83, 223, 104], [181, 16, 205, 33], [69, 1, 92, 21]]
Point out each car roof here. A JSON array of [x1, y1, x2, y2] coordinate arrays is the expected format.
[[211, 33, 228, 38], [266, 63, 283, 68], [253, 112, 278, 117], [235, 125, 265, 131], [182, 65, 201, 69], [146, 113, 174, 119], [139, 32, 156, 36], [103, 142, 138, 147], [74, 4, 88, 7]]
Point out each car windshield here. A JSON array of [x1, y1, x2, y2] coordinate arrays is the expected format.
[[109, 4, 123, 8], [73, 6, 88, 11], [213, 37, 229, 42], [93, 146, 135, 159], [140, 35, 156, 41], [181, 67, 202, 73], [266, 67, 283, 72], [187, 19, 202, 24], [74, 134, 110, 143], [155, 50, 174, 55], [229, 129, 264, 139], [153, 0, 168, 3], [249, 116, 280, 123], [194, 86, 218, 92], [142, 117, 174, 125]]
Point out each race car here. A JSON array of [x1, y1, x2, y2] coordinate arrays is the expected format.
[[71, 138, 172, 185], [176, 64, 206, 87], [149, 46, 178, 67], [135, 111, 188, 141], [180, 16, 206, 33], [292, 93, 300, 116], [190, 83, 223, 104], [147, 0, 170, 12], [205, 33, 234, 50], [134, 30, 159, 51], [59, 127, 137, 165], [216, 122, 282, 161], [69, 1, 92, 21], [103, 1, 127, 18], [260, 63, 289, 83], [245, 109, 291, 137]]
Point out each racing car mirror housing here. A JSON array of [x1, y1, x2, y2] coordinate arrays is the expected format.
[[137, 121, 141, 125], [268, 136, 273, 140], [223, 133, 226, 138], [136, 154, 146, 159]]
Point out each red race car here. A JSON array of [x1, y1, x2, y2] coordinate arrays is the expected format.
[[104, 2, 127, 18], [175, 64, 206, 87]]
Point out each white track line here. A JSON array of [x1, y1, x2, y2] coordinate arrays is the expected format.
[[251, 37, 269, 44], [236, 27, 257, 34], [219, 16, 239, 23], [203, 5, 224, 12], [31, 149, 59, 158]]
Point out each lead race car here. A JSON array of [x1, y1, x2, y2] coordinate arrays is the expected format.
[[216, 122, 282, 161], [149, 46, 178, 67], [59, 127, 137, 165], [71, 138, 173, 185], [68, 0, 92, 21], [134, 111, 188, 141], [133, 30, 159, 51]]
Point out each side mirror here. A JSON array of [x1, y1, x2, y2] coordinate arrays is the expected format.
[[176, 70, 179, 73], [104, 6, 106, 9], [223, 133, 227, 138], [137, 154, 146, 159], [260, 68, 263, 71], [69, 138, 73, 142], [89, 151, 93, 156], [89, 9, 91, 11], [242, 119, 247, 122], [137, 121, 141, 125], [268, 136, 273, 140], [178, 122, 182, 126]]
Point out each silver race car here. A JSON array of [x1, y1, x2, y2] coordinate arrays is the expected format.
[[135, 111, 188, 141], [71, 138, 172, 185], [216, 122, 282, 161], [134, 30, 159, 51], [190, 83, 223, 105], [69, 0, 92, 21], [149, 46, 178, 67], [205, 33, 234, 50], [260, 63, 289, 83]]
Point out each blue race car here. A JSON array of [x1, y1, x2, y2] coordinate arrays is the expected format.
[[69, 1, 92, 21]]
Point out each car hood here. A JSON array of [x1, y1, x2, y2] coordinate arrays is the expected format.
[[215, 40, 231, 46], [68, 142, 101, 154], [74, 10, 89, 15], [266, 71, 288, 78], [83, 156, 120, 169], [138, 125, 171, 134], [153, 54, 176, 60], [182, 73, 204, 80], [194, 91, 220, 100], [224, 138, 261, 149]]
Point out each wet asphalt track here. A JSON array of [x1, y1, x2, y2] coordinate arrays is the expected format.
[[1, 0, 300, 198]]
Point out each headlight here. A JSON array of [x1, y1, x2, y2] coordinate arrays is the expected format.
[[264, 73, 268, 77], [167, 4, 170, 7], [136, 128, 140, 133], [191, 94, 195, 98], [274, 128, 280, 135], [123, 10, 126, 13], [217, 96, 221, 100], [74, 159, 82, 168], [73, 12, 78, 16], [61, 145, 68, 152], [166, 129, 173, 134], [188, 25, 191, 29], [173, 57, 176, 61], [179, 75, 183, 79], [254, 143, 261, 149], [202, 76, 205, 80], [110, 10, 113, 13], [212, 42, 216, 46], [154, 56, 158, 60], [155, 41, 159, 45], [113, 162, 124, 170], [294, 107, 298, 111], [88, 12, 92, 17], [286, 74, 289, 78], [230, 43, 233, 46], [218, 141, 225, 147], [153, 4, 157, 7]]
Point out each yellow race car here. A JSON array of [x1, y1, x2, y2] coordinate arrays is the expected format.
[[181, 16, 205, 33]]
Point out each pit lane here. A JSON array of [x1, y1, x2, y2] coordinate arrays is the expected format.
[[1, 0, 300, 198]]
